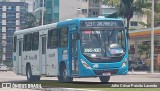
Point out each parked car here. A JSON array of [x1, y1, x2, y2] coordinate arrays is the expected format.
[[0, 64, 8, 72], [130, 61, 144, 70]]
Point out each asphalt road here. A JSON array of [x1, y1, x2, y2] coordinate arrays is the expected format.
[[0, 71, 160, 82], [0, 71, 160, 91]]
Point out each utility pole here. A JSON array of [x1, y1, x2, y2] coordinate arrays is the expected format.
[[41, 0, 45, 25], [150, 0, 154, 73]]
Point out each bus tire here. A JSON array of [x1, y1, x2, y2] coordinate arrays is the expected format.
[[58, 63, 73, 82], [99, 76, 110, 83], [26, 65, 40, 82]]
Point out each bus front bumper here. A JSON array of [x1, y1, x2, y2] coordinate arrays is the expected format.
[[79, 63, 128, 77]]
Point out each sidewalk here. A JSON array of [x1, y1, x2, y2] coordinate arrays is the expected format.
[[128, 71, 160, 75]]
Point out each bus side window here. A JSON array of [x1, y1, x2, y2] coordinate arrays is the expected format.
[[24, 33, 32, 51], [47, 28, 58, 49], [32, 32, 39, 51], [23, 34, 26, 51], [60, 27, 68, 48], [13, 36, 17, 52], [50, 29, 58, 49], [47, 30, 51, 49]]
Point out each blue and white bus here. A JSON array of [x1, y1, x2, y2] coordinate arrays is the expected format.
[[13, 18, 129, 82]]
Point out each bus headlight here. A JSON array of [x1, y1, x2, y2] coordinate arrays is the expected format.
[[81, 59, 91, 69], [122, 58, 127, 67]]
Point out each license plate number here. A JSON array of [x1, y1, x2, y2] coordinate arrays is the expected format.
[[102, 72, 111, 76]]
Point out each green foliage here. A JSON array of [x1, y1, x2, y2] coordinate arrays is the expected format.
[[103, 0, 149, 30], [138, 21, 150, 27], [138, 44, 150, 58], [23, 12, 37, 29]]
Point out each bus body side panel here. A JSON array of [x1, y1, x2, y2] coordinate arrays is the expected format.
[[57, 22, 78, 77], [23, 51, 40, 76], [46, 48, 59, 76], [58, 48, 70, 76], [13, 52, 16, 73]]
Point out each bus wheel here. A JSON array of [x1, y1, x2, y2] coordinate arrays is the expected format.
[[58, 64, 73, 82], [99, 76, 110, 83], [26, 65, 40, 82]]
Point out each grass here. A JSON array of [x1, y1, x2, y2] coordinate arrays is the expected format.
[[15, 80, 160, 91], [87, 88, 160, 91]]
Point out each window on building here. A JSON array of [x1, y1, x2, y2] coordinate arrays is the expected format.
[[93, 11, 98, 15], [47, 28, 58, 49], [0, 6, 2, 11], [82, 9, 87, 14], [60, 27, 68, 47], [32, 32, 39, 51], [7, 6, 16, 11], [82, 0, 87, 2], [130, 21, 138, 26]]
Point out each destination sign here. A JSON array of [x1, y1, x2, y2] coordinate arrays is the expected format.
[[80, 20, 124, 27]]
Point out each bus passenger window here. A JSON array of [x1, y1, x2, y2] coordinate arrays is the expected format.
[[32, 32, 39, 50], [47, 29, 58, 49], [19, 41, 22, 56], [13, 36, 17, 52], [23, 35, 26, 51], [60, 27, 68, 47]]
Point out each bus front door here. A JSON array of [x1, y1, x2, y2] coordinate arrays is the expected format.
[[17, 39, 23, 74], [40, 35, 47, 74], [71, 32, 78, 75]]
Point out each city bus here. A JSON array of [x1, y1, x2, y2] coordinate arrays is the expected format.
[[13, 18, 129, 82]]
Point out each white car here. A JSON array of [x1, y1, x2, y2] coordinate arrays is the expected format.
[[0, 64, 8, 72]]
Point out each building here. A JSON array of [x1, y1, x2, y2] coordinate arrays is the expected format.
[[59, 0, 102, 21], [0, 0, 33, 12], [33, 0, 59, 25], [129, 27, 160, 71], [33, 0, 102, 25], [0, 2, 28, 64]]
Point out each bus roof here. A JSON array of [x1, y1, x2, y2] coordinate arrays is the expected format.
[[57, 18, 124, 24], [14, 18, 124, 35], [14, 23, 57, 35]]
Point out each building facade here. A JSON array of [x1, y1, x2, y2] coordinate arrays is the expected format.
[[0, 0, 33, 12], [0, 2, 28, 64], [33, 0, 102, 25], [59, 0, 102, 21], [33, 0, 59, 25]]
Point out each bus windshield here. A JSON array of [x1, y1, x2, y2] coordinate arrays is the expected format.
[[80, 28, 126, 58]]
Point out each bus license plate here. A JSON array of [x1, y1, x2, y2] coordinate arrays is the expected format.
[[102, 72, 111, 76]]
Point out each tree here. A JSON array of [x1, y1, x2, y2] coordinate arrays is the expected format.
[[23, 12, 37, 29], [146, 1, 160, 27], [103, 0, 149, 30]]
